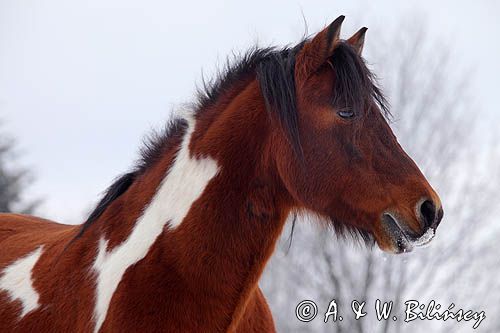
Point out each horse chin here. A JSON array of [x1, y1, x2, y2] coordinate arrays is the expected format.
[[323, 214, 375, 247], [377, 214, 436, 254]]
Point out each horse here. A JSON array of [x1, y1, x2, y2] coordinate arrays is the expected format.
[[0, 16, 443, 332]]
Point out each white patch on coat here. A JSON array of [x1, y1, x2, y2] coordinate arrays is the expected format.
[[0, 246, 44, 317], [92, 112, 219, 333]]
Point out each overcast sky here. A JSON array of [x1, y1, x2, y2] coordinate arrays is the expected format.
[[1, 0, 498, 223]]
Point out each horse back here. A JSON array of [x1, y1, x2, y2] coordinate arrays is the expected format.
[[0, 213, 77, 267]]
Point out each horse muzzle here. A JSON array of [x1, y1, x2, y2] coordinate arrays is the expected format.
[[378, 199, 443, 254]]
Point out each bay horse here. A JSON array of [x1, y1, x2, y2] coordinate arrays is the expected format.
[[0, 16, 443, 332]]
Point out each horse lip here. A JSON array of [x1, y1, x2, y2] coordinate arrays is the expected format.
[[381, 213, 414, 253], [381, 213, 436, 253]]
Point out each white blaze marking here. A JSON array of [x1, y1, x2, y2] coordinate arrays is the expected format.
[[0, 246, 44, 317], [92, 113, 219, 332]]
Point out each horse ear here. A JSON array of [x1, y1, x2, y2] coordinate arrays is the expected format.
[[347, 27, 368, 56], [295, 15, 345, 82]]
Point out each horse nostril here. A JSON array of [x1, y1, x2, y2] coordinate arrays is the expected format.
[[436, 206, 444, 228], [418, 200, 437, 229]]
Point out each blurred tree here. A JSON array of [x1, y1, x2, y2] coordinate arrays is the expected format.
[[0, 122, 39, 214], [261, 20, 500, 333]]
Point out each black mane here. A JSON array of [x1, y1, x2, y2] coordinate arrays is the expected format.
[[329, 43, 389, 118], [74, 118, 188, 239], [76, 40, 388, 239]]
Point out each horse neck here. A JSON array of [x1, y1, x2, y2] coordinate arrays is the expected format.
[[89, 79, 293, 328]]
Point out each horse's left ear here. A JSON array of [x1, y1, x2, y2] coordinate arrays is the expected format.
[[347, 27, 368, 56], [295, 15, 345, 83]]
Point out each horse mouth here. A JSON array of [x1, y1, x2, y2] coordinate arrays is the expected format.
[[380, 213, 435, 254]]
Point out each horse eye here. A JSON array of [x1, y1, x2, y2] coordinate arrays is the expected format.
[[337, 109, 355, 119]]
